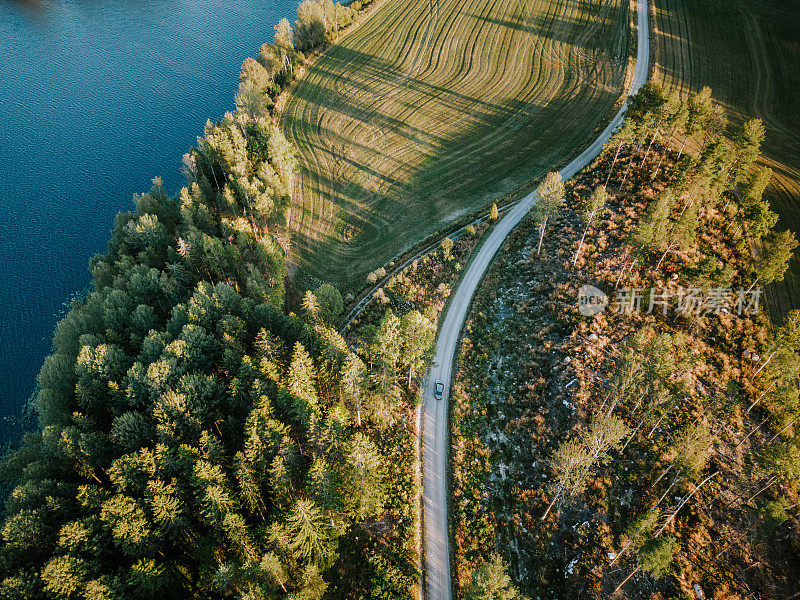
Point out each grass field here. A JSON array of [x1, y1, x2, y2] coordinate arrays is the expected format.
[[651, 0, 800, 322], [281, 0, 633, 291]]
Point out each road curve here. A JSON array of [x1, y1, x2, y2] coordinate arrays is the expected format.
[[420, 0, 650, 597]]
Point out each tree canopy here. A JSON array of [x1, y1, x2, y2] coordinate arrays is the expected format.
[[0, 14, 423, 597]]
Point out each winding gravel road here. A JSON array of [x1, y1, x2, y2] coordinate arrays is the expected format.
[[420, 0, 650, 597]]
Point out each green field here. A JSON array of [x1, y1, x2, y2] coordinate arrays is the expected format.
[[651, 0, 800, 321], [281, 0, 632, 291]]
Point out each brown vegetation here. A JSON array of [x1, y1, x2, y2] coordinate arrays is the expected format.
[[451, 136, 800, 598]]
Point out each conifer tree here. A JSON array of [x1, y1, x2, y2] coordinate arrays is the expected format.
[[753, 229, 798, 289], [287, 499, 333, 565], [738, 167, 778, 241], [465, 555, 519, 600], [288, 342, 319, 407], [677, 85, 712, 159], [731, 118, 766, 183], [370, 309, 403, 407], [314, 283, 343, 324], [400, 310, 436, 387], [604, 120, 636, 186], [542, 414, 628, 519], [655, 200, 697, 270]]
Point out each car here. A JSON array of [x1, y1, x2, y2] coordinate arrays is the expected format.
[[434, 380, 445, 400]]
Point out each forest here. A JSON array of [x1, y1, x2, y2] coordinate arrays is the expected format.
[[0, 3, 434, 598], [2, 0, 799, 596], [451, 83, 800, 599]]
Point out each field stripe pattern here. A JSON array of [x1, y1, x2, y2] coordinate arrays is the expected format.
[[282, 0, 632, 290]]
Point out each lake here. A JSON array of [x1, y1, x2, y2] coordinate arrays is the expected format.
[[0, 0, 297, 444]]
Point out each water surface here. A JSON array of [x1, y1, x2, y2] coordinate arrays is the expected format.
[[0, 0, 295, 443]]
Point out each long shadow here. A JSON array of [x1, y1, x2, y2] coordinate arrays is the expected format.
[[468, 0, 626, 50], [290, 71, 446, 152], [292, 44, 536, 147], [306, 45, 523, 117], [283, 0, 631, 289], [285, 118, 408, 190], [292, 94, 623, 289]]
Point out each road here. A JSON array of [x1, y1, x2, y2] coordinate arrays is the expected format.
[[420, 0, 650, 597], [338, 201, 517, 335]]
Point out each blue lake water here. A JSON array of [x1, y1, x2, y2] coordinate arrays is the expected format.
[[0, 0, 296, 444]]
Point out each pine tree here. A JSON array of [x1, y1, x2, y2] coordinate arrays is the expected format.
[[287, 499, 333, 565], [542, 414, 628, 519], [677, 85, 712, 159], [371, 309, 403, 405], [639, 536, 677, 578], [618, 190, 673, 284], [302, 290, 321, 322], [288, 342, 319, 407], [314, 283, 343, 324], [753, 229, 798, 288], [128, 558, 169, 599], [260, 552, 289, 592], [739, 167, 778, 241], [41, 555, 87, 599], [611, 508, 660, 565], [341, 353, 367, 426], [731, 118, 766, 183], [297, 564, 328, 600], [346, 432, 385, 520], [655, 199, 697, 270], [464, 555, 519, 600], [400, 310, 436, 387], [604, 120, 636, 186]]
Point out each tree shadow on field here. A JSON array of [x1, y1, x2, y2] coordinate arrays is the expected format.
[[469, 0, 625, 50], [294, 45, 535, 142], [283, 2, 629, 291]]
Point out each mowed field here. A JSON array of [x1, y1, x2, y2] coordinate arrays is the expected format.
[[651, 0, 800, 322], [282, 0, 632, 291]]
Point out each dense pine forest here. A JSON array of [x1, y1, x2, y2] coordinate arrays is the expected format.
[[0, 2, 431, 598]]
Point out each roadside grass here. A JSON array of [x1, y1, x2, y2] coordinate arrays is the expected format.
[[281, 0, 632, 292], [651, 0, 800, 322]]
